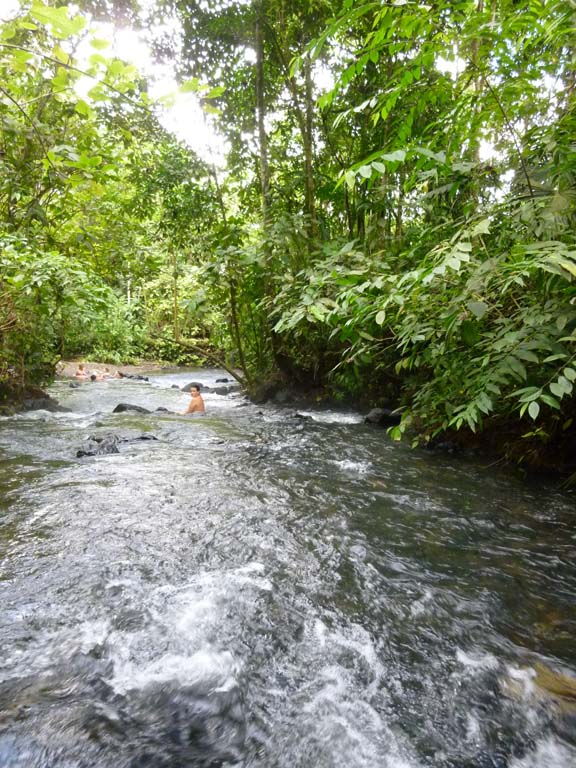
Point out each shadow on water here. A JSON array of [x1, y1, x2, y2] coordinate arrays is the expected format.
[[0, 370, 574, 767]]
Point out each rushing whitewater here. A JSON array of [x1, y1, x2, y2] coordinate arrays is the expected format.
[[0, 371, 574, 767]]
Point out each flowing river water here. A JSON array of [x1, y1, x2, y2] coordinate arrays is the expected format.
[[0, 370, 575, 768]]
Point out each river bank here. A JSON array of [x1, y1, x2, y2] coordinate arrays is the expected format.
[[0, 360, 167, 415], [56, 360, 166, 378], [4, 361, 576, 483]]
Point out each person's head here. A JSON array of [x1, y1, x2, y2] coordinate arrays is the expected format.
[[191, 384, 201, 397], [78, 364, 85, 371], [90, 374, 97, 381], [104, 367, 110, 373]]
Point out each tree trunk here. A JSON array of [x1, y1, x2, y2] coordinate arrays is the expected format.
[[303, 56, 317, 246], [171, 251, 180, 342], [255, 4, 271, 227]]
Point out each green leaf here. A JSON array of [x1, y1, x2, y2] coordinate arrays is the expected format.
[[471, 219, 491, 236], [180, 78, 201, 93], [563, 367, 576, 382], [31, 1, 86, 38], [515, 348, 539, 363], [375, 310, 385, 326], [358, 165, 372, 179], [507, 356, 527, 380], [380, 149, 406, 163], [528, 401, 540, 420], [309, 304, 326, 321], [467, 300, 488, 319], [89, 53, 108, 67], [74, 100, 90, 116], [558, 259, 576, 277], [204, 85, 226, 99], [516, 387, 541, 403], [90, 38, 110, 50], [344, 170, 356, 189], [550, 382, 565, 398]]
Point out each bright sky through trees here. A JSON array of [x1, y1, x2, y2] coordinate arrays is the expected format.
[[2, 0, 228, 162]]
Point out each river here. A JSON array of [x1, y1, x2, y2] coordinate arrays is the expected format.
[[0, 370, 575, 768]]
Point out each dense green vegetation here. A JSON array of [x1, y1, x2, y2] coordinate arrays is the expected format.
[[2, 0, 575, 469]]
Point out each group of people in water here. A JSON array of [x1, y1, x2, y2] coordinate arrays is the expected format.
[[73, 363, 205, 414], [74, 364, 121, 382]]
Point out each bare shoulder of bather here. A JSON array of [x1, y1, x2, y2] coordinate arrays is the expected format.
[[183, 386, 205, 414]]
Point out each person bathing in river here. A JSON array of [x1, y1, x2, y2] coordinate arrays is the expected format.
[[75, 363, 88, 379], [182, 384, 205, 415]]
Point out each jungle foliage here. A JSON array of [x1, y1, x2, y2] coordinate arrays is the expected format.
[[2, 0, 576, 467]]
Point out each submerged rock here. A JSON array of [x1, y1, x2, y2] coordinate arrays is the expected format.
[[211, 385, 237, 395], [182, 381, 239, 395], [119, 373, 149, 381], [22, 396, 70, 413], [77, 434, 120, 458], [132, 433, 158, 441], [112, 403, 151, 414], [77, 431, 158, 457], [533, 662, 576, 702], [364, 407, 401, 426]]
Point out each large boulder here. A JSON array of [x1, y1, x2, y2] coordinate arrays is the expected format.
[[211, 385, 238, 395], [112, 403, 151, 414], [364, 407, 401, 426]]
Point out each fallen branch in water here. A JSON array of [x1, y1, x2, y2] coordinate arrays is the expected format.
[[175, 340, 246, 387]]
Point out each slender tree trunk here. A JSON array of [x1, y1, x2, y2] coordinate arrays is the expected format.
[[203, 112, 252, 383], [468, 0, 484, 163], [303, 56, 317, 246], [171, 252, 180, 342], [255, 4, 270, 227], [395, 168, 404, 244], [228, 274, 250, 383]]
